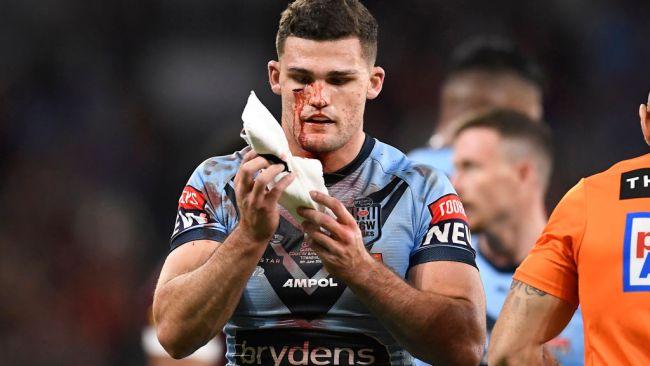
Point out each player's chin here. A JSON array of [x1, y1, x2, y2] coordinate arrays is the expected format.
[[299, 134, 340, 153]]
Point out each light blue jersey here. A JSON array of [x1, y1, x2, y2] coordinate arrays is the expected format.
[[407, 146, 454, 177], [170, 135, 477, 366]]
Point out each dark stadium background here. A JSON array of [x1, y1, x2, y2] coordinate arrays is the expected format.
[[1, 0, 648, 364]]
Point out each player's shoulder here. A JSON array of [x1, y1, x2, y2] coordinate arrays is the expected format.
[[370, 138, 453, 195], [406, 146, 436, 161], [188, 147, 247, 189]]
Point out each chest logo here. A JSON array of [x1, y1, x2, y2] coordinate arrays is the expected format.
[[620, 168, 650, 199], [349, 197, 382, 247], [623, 212, 650, 292]]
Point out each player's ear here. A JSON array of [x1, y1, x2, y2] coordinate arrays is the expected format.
[[367, 66, 385, 100], [268, 60, 281, 95], [640, 102, 650, 146]]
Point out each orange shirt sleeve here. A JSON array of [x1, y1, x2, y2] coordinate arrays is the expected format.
[[514, 179, 587, 306]]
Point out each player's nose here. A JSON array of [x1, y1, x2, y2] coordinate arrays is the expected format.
[[306, 82, 329, 108]]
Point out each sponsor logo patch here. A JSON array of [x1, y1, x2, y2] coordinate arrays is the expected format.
[[429, 194, 468, 224], [282, 278, 339, 289], [623, 212, 650, 292], [421, 194, 471, 248], [172, 185, 214, 237], [179, 185, 207, 210], [620, 168, 650, 199], [234, 329, 390, 365]]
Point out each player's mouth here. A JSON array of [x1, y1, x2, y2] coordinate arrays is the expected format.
[[302, 114, 335, 124]]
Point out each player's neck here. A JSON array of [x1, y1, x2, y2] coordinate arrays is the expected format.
[[479, 199, 547, 267]]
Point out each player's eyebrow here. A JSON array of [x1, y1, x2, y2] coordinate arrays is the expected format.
[[287, 67, 313, 76], [326, 70, 358, 77], [286, 67, 358, 77]]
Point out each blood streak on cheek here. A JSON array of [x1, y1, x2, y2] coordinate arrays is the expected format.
[[293, 85, 312, 147]]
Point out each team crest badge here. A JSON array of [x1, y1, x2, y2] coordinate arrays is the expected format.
[[623, 212, 650, 292], [349, 197, 381, 247]]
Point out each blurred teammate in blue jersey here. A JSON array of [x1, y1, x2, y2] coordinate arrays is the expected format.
[[408, 36, 544, 176], [152, 1, 486, 365], [451, 110, 584, 365]]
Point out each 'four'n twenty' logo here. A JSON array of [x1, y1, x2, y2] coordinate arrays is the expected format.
[[421, 194, 471, 248], [623, 212, 650, 292]]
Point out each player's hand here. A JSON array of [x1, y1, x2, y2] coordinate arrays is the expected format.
[[234, 150, 294, 244], [298, 191, 375, 283]]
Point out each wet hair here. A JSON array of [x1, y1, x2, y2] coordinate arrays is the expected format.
[[455, 109, 554, 189], [276, 0, 378, 63], [447, 36, 544, 91]]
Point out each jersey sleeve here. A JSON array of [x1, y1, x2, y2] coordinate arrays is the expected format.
[[514, 179, 586, 306], [409, 168, 476, 270], [169, 159, 238, 251]]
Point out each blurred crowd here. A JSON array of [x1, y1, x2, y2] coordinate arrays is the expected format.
[[1, 0, 648, 364]]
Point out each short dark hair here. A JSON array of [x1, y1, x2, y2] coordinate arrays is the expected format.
[[276, 0, 378, 63], [455, 109, 554, 188], [447, 36, 544, 90]]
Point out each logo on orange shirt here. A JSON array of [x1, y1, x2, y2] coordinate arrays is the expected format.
[[620, 168, 650, 199], [623, 212, 650, 292]]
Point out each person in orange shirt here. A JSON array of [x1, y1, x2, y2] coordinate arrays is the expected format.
[[489, 95, 650, 365]]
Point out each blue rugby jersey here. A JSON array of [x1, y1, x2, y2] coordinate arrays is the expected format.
[[170, 135, 477, 366], [407, 146, 454, 177]]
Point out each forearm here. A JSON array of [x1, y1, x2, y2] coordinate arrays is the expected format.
[[489, 280, 571, 366], [489, 345, 553, 366], [347, 260, 484, 365], [489, 320, 547, 366], [153, 227, 266, 358]]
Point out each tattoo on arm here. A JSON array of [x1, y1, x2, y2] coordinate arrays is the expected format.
[[510, 280, 547, 297]]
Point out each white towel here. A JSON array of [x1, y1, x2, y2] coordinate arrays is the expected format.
[[241, 91, 334, 223]]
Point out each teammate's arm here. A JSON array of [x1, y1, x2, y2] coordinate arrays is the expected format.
[[488, 280, 577, 366], [153, 152, 294, 359], [299, 191, 486, 366]]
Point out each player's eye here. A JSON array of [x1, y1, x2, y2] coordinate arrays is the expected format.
[[291, 74, 313, 85], [459, 161, 479, 171], [327, 77, 350, 86]]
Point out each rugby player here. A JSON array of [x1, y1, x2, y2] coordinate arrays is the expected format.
[[408, 36, 544, 175], [452, 110, 583, 365], [152, 1, 485, 365], [488, 97, 650, 364]]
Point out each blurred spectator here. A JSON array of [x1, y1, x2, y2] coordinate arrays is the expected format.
[[407, 35, 544, 175], [451, 110, 583, 365]]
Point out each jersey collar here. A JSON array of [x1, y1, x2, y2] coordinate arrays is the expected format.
[[323, 134, 375, 186]]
